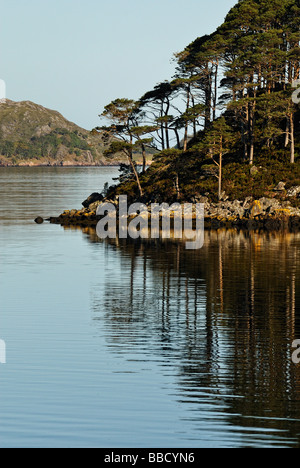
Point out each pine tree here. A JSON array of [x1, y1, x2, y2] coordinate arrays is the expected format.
[[96, 99, 144, 197], [198, 117, 237, 200]]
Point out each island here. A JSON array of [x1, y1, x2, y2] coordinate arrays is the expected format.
[[48, 0, 300, 231]]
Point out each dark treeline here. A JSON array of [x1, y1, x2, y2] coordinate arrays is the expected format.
[[94, 0, 300, 202]]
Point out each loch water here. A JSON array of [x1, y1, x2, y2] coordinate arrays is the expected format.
[[1, 167, 300, 448]]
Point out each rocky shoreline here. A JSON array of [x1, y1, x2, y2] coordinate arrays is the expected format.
[[0, 160, 124, 168], [46, 191, 300, 231], [1, 160, 150, 168]]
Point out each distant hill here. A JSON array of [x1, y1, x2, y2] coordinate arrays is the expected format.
[[0, 100, 128, 166]]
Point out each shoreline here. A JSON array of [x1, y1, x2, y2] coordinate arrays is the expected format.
[[0, 162, 150, 168], [47, 196, 300, 232], [49, 215, 300, 231], [0, 163, 123, 168]]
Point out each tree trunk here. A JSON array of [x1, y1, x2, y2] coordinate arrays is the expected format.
[[128, 135, 143, 197], [165, 123, 170, 149], [175, 173, 180, 200], [141, 143, 146, 173], [128, 154, 143, 197], [249, 100, 256, 165], [242, 106, 249, 161], [290, 113, 295, 164], [218, 152, 222, 201], [285, 118, 289, 147], [165, 100, 170, 149], [247, 76, 256, 165], [160, 105, 165, 150], [161, 123, 165, 150], [249, 140, 254, 166], [183, 126, 189, 152], [213, 61, 219, 121], [174, 128, 181, 149], [183, 84, 191, 152], [205, 65, 212, 129], [191, 95, 197, 138]]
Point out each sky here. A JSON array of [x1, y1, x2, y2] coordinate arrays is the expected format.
[[0, 0, 237, 130]]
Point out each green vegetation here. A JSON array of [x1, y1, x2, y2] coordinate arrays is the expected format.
[[0, 129, 92, 160], [99, 0, 300, 203], [0, 100, 127, 166]]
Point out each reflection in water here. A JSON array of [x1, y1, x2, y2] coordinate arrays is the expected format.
[[66, 226, 300, 447], [3, 167, 300, 447]]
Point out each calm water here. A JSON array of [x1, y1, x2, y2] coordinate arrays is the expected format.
[[1, 167, 300, 448]]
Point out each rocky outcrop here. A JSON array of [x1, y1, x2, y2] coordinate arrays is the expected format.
[[287, 186, 300, 197], [82, 193, 104, 208], [273, 181, 286, 192], [48, 195, 300, 231]]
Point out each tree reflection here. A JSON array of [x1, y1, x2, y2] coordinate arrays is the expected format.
[[66, 225, 300, 447]]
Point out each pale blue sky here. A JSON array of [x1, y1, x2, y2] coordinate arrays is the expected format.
[[0, 0, 236, 129]]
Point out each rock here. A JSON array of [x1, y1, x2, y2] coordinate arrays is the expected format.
[[250, 165, 259, 176], [286, 186, 300, 197], [69, 209, 78, 216], [259, 197, 276, 211], [231, 203, 246, 218], [230, 200, 242, 209], [194, 196, 209, 204], [247, 200, 264, 218], [243, 197, 253, 208], [89, 200, 105, 212], [206, 200, 245, 219], [220, 191, 229, 201], [265, 200, 281, 214], [243, 198, 283, 218], [34, 217, 44, 224], [82, 192, 104, 208], [273, 181, 286, 192]]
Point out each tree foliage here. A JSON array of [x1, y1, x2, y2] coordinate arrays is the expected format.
[[96, 0, 300, 201]]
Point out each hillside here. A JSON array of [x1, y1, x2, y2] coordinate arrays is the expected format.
[[0, 100, 128, 166]]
